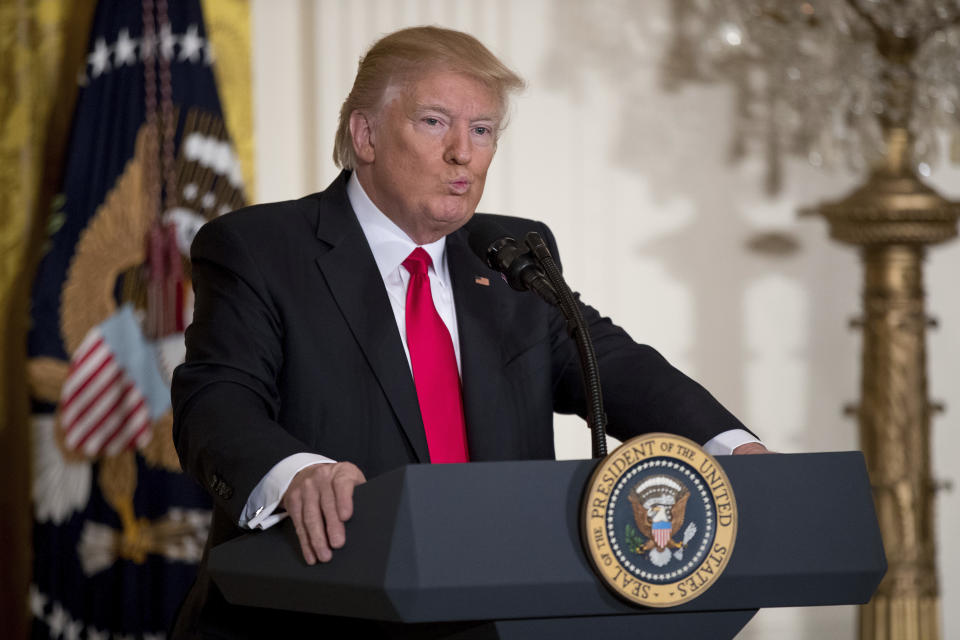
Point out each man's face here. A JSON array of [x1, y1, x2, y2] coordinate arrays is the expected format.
[[353, 70, 502, 244]]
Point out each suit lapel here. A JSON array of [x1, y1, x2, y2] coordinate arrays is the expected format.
[[446, 229, 515, 461], [312, 174, 430, 463]]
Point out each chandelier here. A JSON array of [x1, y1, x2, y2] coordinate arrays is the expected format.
[[664, 0, 960, 193]]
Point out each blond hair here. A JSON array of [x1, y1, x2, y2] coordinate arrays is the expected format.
[[333, 26, 525, 169]]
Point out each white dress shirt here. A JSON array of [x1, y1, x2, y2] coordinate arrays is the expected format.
[[239, 173, 759, 529]]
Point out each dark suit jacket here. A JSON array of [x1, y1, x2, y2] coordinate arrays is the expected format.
[[170, 171, 747, 637]]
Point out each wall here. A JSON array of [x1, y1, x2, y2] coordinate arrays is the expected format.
[[250, 1, 960, 637]]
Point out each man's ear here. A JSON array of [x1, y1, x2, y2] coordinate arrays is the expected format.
[[349, 111, 376, 164]]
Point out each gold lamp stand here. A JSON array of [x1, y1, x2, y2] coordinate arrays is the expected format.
[[658, 3, 960, 635], [815, 126, 958, 640]]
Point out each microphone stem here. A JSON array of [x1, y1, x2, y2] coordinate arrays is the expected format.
[[528, 235, 608, 459]]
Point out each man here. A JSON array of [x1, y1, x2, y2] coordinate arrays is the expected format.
[[172, 25, 765, 637]]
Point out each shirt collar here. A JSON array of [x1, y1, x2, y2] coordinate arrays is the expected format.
[[347, 171, 448, 285]]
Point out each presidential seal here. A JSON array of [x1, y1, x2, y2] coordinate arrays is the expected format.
[[581, 433, 737, 607]]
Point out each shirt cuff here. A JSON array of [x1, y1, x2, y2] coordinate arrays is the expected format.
[[702, 429, 762, 456], [240, 452, 335, 530]]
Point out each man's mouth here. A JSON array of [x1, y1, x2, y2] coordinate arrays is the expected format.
[[448, 179, 471, 195]]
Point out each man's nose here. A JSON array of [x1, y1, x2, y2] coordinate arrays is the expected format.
[[443, 127, 472, 165]]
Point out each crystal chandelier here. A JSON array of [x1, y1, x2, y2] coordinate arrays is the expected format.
[[665, 0, 960, 193]]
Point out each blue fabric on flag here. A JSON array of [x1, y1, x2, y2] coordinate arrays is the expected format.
[[99, 305, 171, 420]]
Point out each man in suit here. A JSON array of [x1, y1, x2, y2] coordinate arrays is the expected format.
[[172, 25, 766, 637]]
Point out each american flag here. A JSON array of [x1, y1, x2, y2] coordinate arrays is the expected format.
[[58, 306, 168, 457]]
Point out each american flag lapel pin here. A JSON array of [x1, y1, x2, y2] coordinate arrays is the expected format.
[[474, 275, 490, 286]]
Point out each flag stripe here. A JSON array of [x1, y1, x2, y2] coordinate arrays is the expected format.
[[654, 529, 670, 549], [61, 344, 113, 410], [61, 363, 123, 434], [102, 401, 150, 456], [73, 381, 138, 451], [99, 391, 147, 450], [67, 377, 134, 449], [60, 334, 105, 398]]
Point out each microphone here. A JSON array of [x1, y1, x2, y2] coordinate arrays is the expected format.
[[464, 218, 558, 305], [465, 217, 608, 458]]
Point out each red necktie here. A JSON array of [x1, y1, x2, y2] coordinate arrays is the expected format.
[[402, 248, 469, 463]]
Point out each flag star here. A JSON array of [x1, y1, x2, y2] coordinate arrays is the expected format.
[[87, 38, 112, 78], [179, 24, 204, 62], [86, 627, 109, 640], [29, 584, 48, 618], [159, 24, 176, 60], [113, 28, 138, 66], [46, 602, 69, 638], [64, 618, 83, 640]]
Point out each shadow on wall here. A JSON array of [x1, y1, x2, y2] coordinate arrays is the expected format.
[[537, 6, 865, 636], [538, 1, 861, 458]]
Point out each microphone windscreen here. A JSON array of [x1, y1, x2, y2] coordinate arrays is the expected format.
[[464, 217, 513, 262]]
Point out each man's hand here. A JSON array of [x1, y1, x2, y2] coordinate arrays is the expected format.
[[732, 442, 772, 455], [281, 461, 366, 565]]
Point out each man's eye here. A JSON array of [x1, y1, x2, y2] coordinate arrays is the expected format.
[[423, 117, 441, 126], [474, 126, 491, 136]]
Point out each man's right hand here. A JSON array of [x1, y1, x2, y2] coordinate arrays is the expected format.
[[281, 461, 366, 565]]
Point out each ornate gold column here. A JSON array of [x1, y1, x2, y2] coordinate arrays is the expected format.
[[654, 3, 960, 634], [816, 126, 959, 640]]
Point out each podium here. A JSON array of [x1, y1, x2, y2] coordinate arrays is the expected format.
[[209, 452, 885, 639]]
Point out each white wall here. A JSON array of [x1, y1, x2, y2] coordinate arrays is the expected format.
[[251, 1, 960, 637]]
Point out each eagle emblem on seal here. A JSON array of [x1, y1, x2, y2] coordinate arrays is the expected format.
[[626, 474, 698, 567]]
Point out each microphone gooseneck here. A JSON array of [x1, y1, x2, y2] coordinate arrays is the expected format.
[[524, 231, 607, 459], [464, 217, 608, 458]]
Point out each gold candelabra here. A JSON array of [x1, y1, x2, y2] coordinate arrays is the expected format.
[[663, 2, 960, 637], [812, 8, 960, 636], [816, 128, 957, 640]]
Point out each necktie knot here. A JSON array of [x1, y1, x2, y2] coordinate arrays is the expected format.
[[402, 247, 432, 276]]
